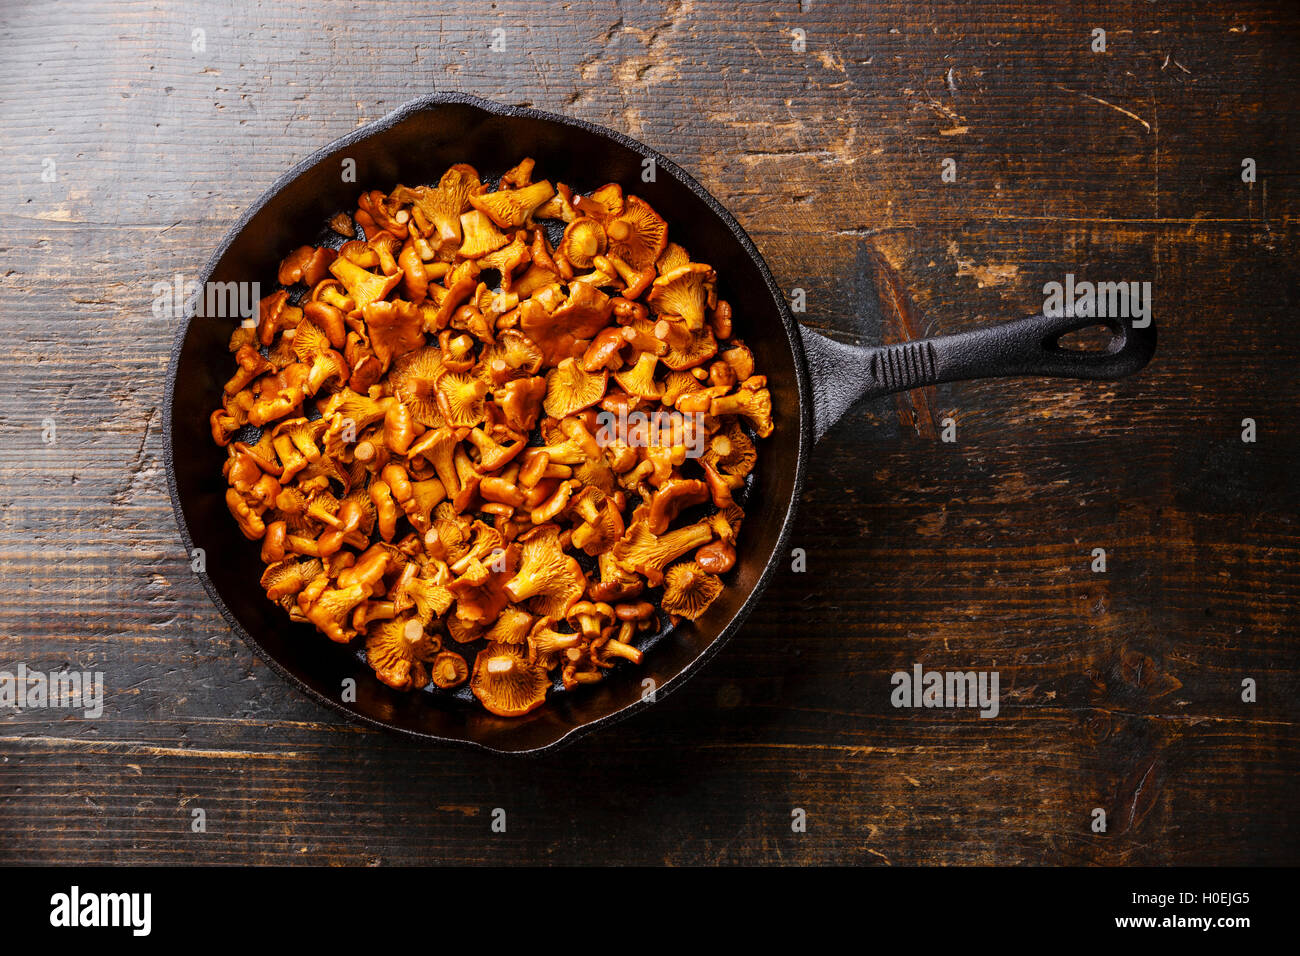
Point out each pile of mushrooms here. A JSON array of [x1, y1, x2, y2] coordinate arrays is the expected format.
[[211, 158, 773, 717]]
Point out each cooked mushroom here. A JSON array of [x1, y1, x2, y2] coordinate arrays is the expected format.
[[279, 245, 339, 288], [543, 358, 608, 419], [660, 324, 718, 372], [648, 263, 713, 332], [568, 486, 625, 556], [260, 556, 323, 602], [709, 379, 774, 438], [361, 299, 425, 370], [433, 371, 489, 428], [329, 256, 401, 311], [430, 650, 469, 689], [661, 562, 723, 620], [484, 606, 535, 645], [387, 346, 446, 427], [661, 370, 703, 406], [604, 196, 667, 270], [702, 420, 757, 477], [457, 209, 509, 259], [607, 254, 655, 299], [477, 233, 531, 289], [400, 573, 456, 624], [646, 478, 710, 535], [525, 616, 585, 670], [470, 642, 551, 717], [613, 351, 665, 400], [393, 165, 481, 251], [504, 525, 586, 617], [366, 616, 440, 690], [304, 583, 369, 643], [557, 217, 607, 271], [256, 290, 303, 347], [210, 159, 774, 713], [656, 242, 690, 274], [495, 376, 547, 433], [404, 431, 456, 503], [612, 519, 714, 586], [469, 180, 555, 229]]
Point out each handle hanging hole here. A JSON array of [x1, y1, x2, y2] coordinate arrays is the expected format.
[[1052, 323, 1124, 354]]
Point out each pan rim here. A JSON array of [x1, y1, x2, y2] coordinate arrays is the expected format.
[[162, 91, 814, 755]]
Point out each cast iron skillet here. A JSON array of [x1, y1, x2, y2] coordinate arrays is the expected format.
[[164, 92, 1156, 754]]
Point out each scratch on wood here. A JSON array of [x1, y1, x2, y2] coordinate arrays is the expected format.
[[1056, 84, 1153, 133]]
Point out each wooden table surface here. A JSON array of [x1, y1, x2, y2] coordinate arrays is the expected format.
[[1, 0, 1295, 866]]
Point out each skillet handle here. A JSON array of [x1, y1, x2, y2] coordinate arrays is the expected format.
[[800, 311, 1156, 441]]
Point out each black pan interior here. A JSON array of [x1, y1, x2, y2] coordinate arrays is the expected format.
[[165, 95, 809, 753]]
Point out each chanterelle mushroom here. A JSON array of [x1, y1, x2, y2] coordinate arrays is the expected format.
[[470, 642, 551, 717], [522, 281, 613, 366], [709, 379, 774, 438], [613, 351, 664, 401], [393, 164, 481, 251], [386, 349, 443, 430], [362, 299, 425, 370], [457, 210, 509, 259], [400, 574, 455, 624], [430, 650, 470, 689], [504, 525, 586, 617], [569, 486, 625, 556], [648, 263, 713, 332], [484, 606, 536, 645], [703, 420, 757, 477], [543, 358, 608, 419], [604, 195, 668, 270], [526, 616, 585, 669], [210, 159, 774, 713], [366, 616, 440, 691], [613, 519, 714, 587], [329, 256, 401, 311], [435, 370, 489, 428], [647, 478, 710, 535], [305, 583, 369, 643], [661, 562, 724, 621], [469, 180, 555, 229], [557, 217, 607, 271]]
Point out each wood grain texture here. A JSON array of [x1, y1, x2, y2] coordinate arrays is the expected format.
[[0, 0, 1296, 865]]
